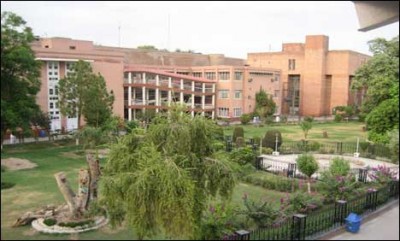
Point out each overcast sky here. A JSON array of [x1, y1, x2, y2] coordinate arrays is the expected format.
[[2, 1, 399, 58]]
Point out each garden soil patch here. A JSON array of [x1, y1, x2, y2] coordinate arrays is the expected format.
[[1, 158, 37, 170]]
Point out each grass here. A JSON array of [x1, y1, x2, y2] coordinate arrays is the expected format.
[[223, 121, 367, 143], [1, 140, 289, 240]]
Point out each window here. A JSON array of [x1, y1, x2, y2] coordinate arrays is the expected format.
[[55, 86, 58, 95], [218, 107, 229, 117], [233, 108, 242, 117], [49, 102, 54, 109], [45, 45, 49, 48], [69, 46, 76, 50], [289, 59, 296, 70], [49, 89, 53, 95], [205, 72, 216, 80], [219, 90, 229, 99], [193, 72, 202, 78], [234, 72, 243, 80], [234, 90, 242, 99], [218, 72, 230, 80]]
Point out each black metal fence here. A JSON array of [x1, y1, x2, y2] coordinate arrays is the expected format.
[[222, 180, 399, 240], [225, 136, 393, 161]]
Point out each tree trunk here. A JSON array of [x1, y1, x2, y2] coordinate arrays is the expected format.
[[86, 153, 101, 201], [76, 169, 90, 212], [54, 172, 80, 218], [307, 178, 311, 194]]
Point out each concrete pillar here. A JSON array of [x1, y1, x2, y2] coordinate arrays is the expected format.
[[180, 79, 184, 104], [191, 81, 195, 117], [128, 72, 132, 121], [142, 72, 146, 113], [202, 83, 205, 116], [156, 75, 159, 113], [168, 77, 172, 107]]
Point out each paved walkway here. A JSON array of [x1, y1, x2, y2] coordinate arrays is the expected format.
[[328, 202, 399, 240]]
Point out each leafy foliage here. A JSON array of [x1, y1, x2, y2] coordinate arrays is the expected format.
[[199, 203, 237, 240], [329, 157, 351, 176], [239, 194, 280, 228], [389, 129, 399, 164], [240, 114, 251, 125], [299, 120, 313, 139], [232, 127, 244, 142], [1, 11, 41, 145], [351, 36, 399, 143], [229, 147, 256, 166], [296, 154, 318, 178], [254, 88, 276, 120], [318, 172, 359, 203], [82, 74, 114, 127], [59, 60, 114, 129], [280, 192, 322, 214], [368, 165, 398, 185], [101, 106, 236, 239], [262, 130, 282, 150]]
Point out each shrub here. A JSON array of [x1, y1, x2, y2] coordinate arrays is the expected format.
[[296, 154, 318, 178], [199, 202, 237, 240], [318, 172, 360, 203], [253, 136, 261, 146], [389, 129, 399, 164], [59, 220, 94, 228], [262, 130, 282, 149], [232, 127, 244, 143], [368, 165, 398, 185], [230, 147, 256, 166], [43, 218, 57, 226], [280, 191, 323, 214], [264, 116, 274, 124], [303, 116, 314, 123], [125, 120, 139, 133], [299, 120, 313, 139], [240, 194, 280, 228], [280, 115, 288, 124], [329, 157, 350, 176], [334, 114, 343, 122], [235, 137, 245, 148], [261, 147, 273, 154], [307, 141, 320, 152], [240, 114, 251, 125], [1, 182, 15, 190], [211, 141, 225, 152]]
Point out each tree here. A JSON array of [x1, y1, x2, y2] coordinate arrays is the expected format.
[[137, 45, 158, 50], [351, 36, 399, 143], [101, 105, 236, 239], [254, 88, 276, 121], [296, 154, 319, 193], [240, 113, 251, 125], [30, 111, 51, 141], [82, 74, 114, 127], [1, 11, 41, 149], [299, 120, 313, 140]]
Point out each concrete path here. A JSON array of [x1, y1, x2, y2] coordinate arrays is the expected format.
[[328, 203, 399, 240]]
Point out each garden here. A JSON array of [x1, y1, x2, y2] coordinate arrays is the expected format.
[[1, 119, 398, 240]]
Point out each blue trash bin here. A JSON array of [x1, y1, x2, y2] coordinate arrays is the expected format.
[[345, 213, 362, 233], [39, 130, 46, 137]]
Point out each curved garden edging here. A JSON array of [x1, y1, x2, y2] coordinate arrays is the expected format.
[[31, 216, 108, 234]]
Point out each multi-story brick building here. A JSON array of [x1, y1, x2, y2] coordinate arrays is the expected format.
[[247, 35, 370, 117], [31, 35, 368, 131]]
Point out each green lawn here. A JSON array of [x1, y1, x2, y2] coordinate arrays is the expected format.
[[223, 121, 367, 143], [1, 140, 288, 240]]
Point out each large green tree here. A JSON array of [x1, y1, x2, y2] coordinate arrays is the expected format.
[[58, 60, 114, 129], [82, 74, 114, 127], [1, 11, 41, 149], [351, 36, 399, 143], [254, 88, 276, 120], [101, 105, 236, 239]]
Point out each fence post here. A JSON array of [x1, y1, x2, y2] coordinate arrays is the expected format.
[[334, 200, 347, 225], [255, 156, 263, 170], [235, 230, 250, 240], [288, 163, 296, 178], [292, 214, 307, 240], [358, 168, 368, 183], [365, 189, 378, 211], [389, 180, 399, 198]]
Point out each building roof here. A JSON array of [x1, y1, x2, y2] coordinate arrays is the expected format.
[[124, 66, 217, 83]]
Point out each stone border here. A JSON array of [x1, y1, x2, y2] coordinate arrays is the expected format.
[[31, 216, 108, 234]]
